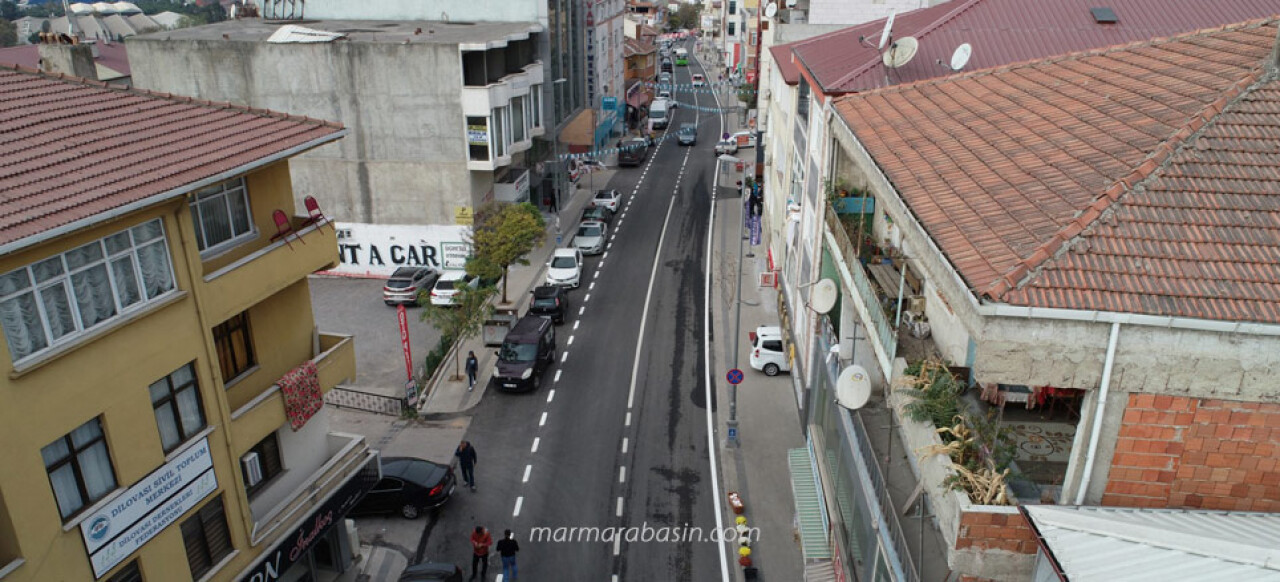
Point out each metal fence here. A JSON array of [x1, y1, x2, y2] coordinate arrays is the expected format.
[[324, 386, 404, 416], [849, 407, 921, 582], [824, 207, 898, 363]]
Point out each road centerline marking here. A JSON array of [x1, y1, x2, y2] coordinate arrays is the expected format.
[[523, 465, 532, 483], [513, 496, 523, 517], [539, 412, 547, 426], [547, 388, 556, 402], [531, 437, 540, 453]]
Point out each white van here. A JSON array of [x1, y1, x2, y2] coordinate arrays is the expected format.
[[748, 326, 792, 376], [649, 99, 671, 129]]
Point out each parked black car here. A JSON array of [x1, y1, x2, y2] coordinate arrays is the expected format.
[[581, 205, 613, 225], [399, 562, 464, 581], [617, 137, 650, 166], [351, 457, 455, 519], [529, 285, 570, 324], [491, 316, 556, 392], [383, 266, 440, 305]]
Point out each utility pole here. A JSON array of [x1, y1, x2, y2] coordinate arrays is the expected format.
[[728, 181, 746, 446]]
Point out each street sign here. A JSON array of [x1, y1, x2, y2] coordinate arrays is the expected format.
[[406, 379, 418, 407], [726, 368, 744, 385], [727, 426, 738, 441]]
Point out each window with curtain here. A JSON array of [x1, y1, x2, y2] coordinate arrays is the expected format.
[[213, 311, 255, 384], [180, 495, 232, 579], [150, 363, 205, 453], [242, 431, 283, 497], [106, 560, 142, 582], [0, 219, 176, 364], [42, 417, 117, 521], [189, 178, 254, 255], [512, 96, 526, 143]]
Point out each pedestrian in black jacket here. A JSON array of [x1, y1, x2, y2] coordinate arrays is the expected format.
[[465, 351, 479, 390], [496, 529, 519, 581], [455, 440, 477, 490]]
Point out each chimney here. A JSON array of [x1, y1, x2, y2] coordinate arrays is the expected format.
[[37, 39, 98, 81]]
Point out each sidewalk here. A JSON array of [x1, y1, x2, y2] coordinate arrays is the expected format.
[[418, 166, 618, 416]]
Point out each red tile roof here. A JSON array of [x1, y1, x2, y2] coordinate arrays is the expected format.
[[768, 44, 800, 85], [624, 37, 656, 58], [834, 20, 1280, 323], [0, 65, 344, 251], [785, 0, 1280, 94]]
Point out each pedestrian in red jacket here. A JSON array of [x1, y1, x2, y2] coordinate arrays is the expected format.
[[469, 526, 492, 581]]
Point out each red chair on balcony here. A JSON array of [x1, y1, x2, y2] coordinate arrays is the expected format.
[[299, 195, 334, 232], [269, 209, 304, 248]]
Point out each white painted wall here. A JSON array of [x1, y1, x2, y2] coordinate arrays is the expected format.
[[300, 0, 541, 23]]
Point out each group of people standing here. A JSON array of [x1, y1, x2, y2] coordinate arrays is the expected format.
[[469, 526, 520, 581]]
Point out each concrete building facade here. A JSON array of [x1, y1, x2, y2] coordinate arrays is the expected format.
[[0, 64, 370, 582]]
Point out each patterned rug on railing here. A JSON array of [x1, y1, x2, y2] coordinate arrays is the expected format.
[[278, 361, 322, 430]]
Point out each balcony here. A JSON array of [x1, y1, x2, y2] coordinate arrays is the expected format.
[[460, 62, 544, 117], [248, 432, 378, 546], [824, 205, 897, 373], [203, 219, 338, 325], [229, 332, 355, 446]]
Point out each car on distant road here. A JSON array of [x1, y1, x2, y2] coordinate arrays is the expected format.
[[545, 248, 583, 288], [528, 285, 570, 324], [580, 205, 613, 225], [677, 123, 697, 146], [749, 326, 792, 376], [383, 266, 440, 306], [715, 138, 738, 156], [351, 457, 455, 519], [573, 220, 607, 255], [692, 73, 706, 87], [617, 137, 650, 167], [428, 271, 479, 306], [591, 189, 622, 213], [657, 89, 672, 101], [658, 71, 672, 86]]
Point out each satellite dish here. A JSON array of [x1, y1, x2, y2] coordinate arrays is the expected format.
[[950, 43, 972, 71], [811, 278, 838, 314], [882, 36, 918, 68], [878, 10, 896, 50], [835, 365, 872, 410], [764, 2, 778, 18]]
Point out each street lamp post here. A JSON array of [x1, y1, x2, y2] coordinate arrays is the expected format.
[[552, 77, 569, 216]]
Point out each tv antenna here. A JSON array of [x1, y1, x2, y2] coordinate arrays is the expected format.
[[858, 10, 896, 50], [937, 42, 972, 72]]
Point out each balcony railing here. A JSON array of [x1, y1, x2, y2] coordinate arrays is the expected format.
[[229, 332, 356, 443], [825, 206, 898, 366], [249, 433, 377, 545], [203, 219, 338, 325]]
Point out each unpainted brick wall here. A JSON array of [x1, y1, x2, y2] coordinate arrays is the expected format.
[[955, 510, 1038, 554], [1103, 394, 1280, 511]]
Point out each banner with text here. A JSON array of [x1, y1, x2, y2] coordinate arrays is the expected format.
[[327, 223, 472, 278]]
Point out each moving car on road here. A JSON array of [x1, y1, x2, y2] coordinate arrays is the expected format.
[[428, 271, 479, 306], [678, 123, 697, 146], [591, 188, 622, 212], [545, 248, 584, 288], [617, 137, 650, 166], [715, 138, 738, 156], [692, 73, 706, 87], [383, 266, 440, 306], [529, 285, 570, 324], [573, 220, 607, 255], [351, 457, 455, 519], [649, 98, 671, 129], [491, 315, 557, 392], [749, 326, 792, 376]]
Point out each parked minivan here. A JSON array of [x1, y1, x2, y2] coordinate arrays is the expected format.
[[650, 99, 671, 129], [491, 316, 556, 391]]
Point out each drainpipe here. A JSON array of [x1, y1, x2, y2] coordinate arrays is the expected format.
[[1074, 321, 1121, 505]]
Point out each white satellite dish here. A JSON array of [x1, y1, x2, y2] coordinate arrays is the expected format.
[[882, 36, 918, 68], [764, 2, 778, 18], [835, 365, 872, 410], [950, 42, 972, 71], [811, 278, 838, 314], [878, 10, 896, 50]]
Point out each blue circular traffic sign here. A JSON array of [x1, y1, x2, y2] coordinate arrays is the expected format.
[[726, 369, 744, 385]]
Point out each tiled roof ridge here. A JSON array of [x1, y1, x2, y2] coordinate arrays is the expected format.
[[825, 0, 985, 91], [980, 28, 1273, 301], [0, 62, 345, 131]]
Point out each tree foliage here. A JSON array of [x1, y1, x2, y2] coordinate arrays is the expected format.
[[667, 4, 701, 31], [469, 202, 546, 303], [0, 18, 16, 48], [419, 285, 495, 380], [1, 1, 20, 22]]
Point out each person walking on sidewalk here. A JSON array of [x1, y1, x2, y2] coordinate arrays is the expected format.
[[455, 440, 477, 491], [465, 351, 478, 390], [469, 526, 492, 581], [496, 529, 519, 581]]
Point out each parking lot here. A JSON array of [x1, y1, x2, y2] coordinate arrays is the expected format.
[[308, 275, 444, 390]]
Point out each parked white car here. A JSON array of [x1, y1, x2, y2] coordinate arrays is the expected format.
[[545, 248, 584, 288], [748, 326, 791, 376], [428, 271, 479, 306], [591, 189, 622, 213], [573, 220, 607, 255]]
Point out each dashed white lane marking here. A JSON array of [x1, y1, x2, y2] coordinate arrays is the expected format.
[[621, 437, 629, 453], [523, 465, 532, 483], [555, 370, 562, 383], [613, 538, 621, 556], [513, 496, 524, 517], [548, 389, 556, 402], [625, 412, 632, 426], [584, 294, 591, 302], [539, 412, 548, 426], [579, 306, 586, 315], [594, 271, 600, 280], [619, 466, 626, 483], [573, 321, 579, 331], [568, 335, 575, 345], [531, 437, 540, 453], [616, 497, 624, 517], [600, 261, 605, 268], [603, 251, 609, 260], [561, 351, 569, 363], [589, 282, 595, 291]]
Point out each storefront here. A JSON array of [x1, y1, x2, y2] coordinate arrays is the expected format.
[[238, 455, 380, 582]]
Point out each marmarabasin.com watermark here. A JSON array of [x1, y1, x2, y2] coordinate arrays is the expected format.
[[529, 522, 761, 544]]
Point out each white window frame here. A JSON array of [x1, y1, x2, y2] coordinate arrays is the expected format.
[[189, 178, 255, 257]]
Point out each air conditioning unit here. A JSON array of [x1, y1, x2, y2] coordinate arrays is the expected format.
[[242, 452, 263, 487]]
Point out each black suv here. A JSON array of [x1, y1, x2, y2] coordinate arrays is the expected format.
[[491, 316, 556, 392], [529, 286, 570, 324]]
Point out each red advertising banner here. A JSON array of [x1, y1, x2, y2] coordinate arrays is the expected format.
[[397, 304, 413, 380]]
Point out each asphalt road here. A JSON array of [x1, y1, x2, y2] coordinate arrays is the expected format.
[[418, 40, 731, 581]]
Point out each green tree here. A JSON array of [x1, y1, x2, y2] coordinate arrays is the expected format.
[[469, 202, 546, 303], [667, 4, 700, 31], [0, 1, 20, 22], [419, 285, 496, 380], [0, 19, 15, 48]]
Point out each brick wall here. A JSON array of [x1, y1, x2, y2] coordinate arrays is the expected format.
[[955, 510, 1038, 555], [1104, 394, 1280, 511]]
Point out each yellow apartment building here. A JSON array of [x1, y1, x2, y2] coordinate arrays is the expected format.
[[0, 63, 374, 582]]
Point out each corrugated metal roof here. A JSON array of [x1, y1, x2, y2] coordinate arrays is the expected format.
[[1024, 505, 1280, 581], [784, 0, 1280, 94], [0, 64, 345, 251]]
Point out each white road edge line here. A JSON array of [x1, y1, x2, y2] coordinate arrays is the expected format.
[[513, 496, 523, 517], [531, 437, 540, 453], [523, 465, 532, 483]]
